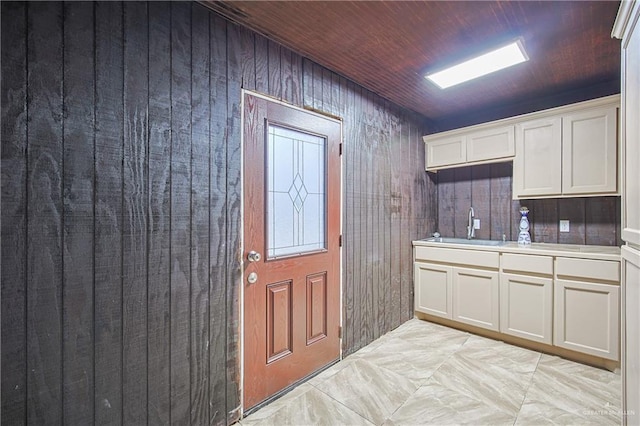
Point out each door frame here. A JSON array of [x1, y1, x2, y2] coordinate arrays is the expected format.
[[239, 89, 343, 415]]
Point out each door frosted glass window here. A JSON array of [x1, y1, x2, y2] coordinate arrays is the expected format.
[[267, 124, 326, 258]]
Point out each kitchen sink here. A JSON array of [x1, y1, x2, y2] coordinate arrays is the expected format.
[[424, 237, 505, 246]]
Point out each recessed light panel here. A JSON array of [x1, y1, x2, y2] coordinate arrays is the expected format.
[[426, 40, 529, 89]]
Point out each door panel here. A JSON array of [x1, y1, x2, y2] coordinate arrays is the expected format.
[[243, 93, 341, 410]]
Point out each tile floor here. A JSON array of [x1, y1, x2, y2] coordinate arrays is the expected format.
[[239, 318, 622, 425]]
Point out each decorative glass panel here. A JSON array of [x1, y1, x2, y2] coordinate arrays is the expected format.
[[267, 124, 326, 258]]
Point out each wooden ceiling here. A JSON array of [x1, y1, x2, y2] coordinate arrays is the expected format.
[[203, 1, 621, 130]]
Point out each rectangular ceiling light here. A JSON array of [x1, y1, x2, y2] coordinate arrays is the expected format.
[[426, 40, 529, 89]]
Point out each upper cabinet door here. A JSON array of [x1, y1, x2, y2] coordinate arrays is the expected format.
[[513, 117, 563, 198], [426, 135, 466, 169], [562, 106, 618, 195], [466, 125, 515, 163]]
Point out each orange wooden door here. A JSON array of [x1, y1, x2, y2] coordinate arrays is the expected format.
[[243, 93, 341, 410]]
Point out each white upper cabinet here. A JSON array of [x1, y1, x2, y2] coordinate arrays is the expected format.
[[426, 135, 466, 169], [424, 95, 620, 200], [562, 106, 618, 195], [513, 117, 563, 198], [512, 99, 619, 199], [466, 125, 515, 163], [424, 124, 514, 170]]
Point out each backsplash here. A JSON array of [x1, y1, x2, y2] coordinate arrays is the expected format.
[[435, 162, 622, 246]]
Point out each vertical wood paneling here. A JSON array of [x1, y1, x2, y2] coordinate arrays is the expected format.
[[530, 199, 559, 243], [436, 169, 456, 237], [237, 25, 255, 91], [190, 5, 211, 424], [453, 167, 472, 239], [389, 105, 402, 331], [585, 197, 618, 246], [558, 198, 586, 244], [208, 13, 228, 426], [26, 2, 64, 423], [2, 4, 436, 422], [471, 165, 491, 240], [122, 3, 149, 424], [147, 2, 171, 424], [289, 50, 303, 107], [1, 2, 27, 423], [342, 80, 356, 355], [225, 21, 243, 425], [489, 162, 512, 240], [170, 2, 192, 424], [254, 35, 268, 94], [267, 40, 282, 99], [352, 83, 365, 350], [94, 2, 123, 424], [399, 110, 413, 324], [439, 164, 619, 245], [62, 3, 95, 424]]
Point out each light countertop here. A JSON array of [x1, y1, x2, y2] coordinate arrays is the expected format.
[[412, 239, 621, 261]]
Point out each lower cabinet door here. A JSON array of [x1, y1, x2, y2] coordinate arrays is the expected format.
[[452, 267, 499, 331], [500, 273, 553, 344], [414, 262, 452, 319], [554, 279, 620, 360]]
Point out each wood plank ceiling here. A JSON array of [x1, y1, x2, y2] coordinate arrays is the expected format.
[[202, 1, 621, 130]]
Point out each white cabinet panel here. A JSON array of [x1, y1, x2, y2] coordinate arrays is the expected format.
[[500, 273, 553, 344], [562, 106, 618, 195], [513, 117, 563, 198], [414, 262, 452, 319], [466, 125, 515, 163], [426, 135, 466, 169], [554, 279, 620, 360], [452, 267, 499, 331]]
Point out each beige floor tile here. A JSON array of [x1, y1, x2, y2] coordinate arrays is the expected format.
[[353, 336, 453, 386], [313, 358, 419, 425], [430, 346, 537, 416], [515, 355, 621, 425], [238, 318, 622, 426], [241, 386, 374, 426], [384, 378, 516, 426]]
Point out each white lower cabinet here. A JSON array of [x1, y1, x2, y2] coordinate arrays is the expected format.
[[500, 273, 553, 344], [414, 262, 452, 319], [554, 279, 620, 360], [553, 257, 620, 360], [452, 267, 499, 331], [413, 245, 621, 362]]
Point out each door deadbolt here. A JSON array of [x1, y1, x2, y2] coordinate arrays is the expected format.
[[247, 250, 261, 262], [247, 272, 258, 284]]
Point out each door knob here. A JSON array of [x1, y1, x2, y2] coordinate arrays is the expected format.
[[247, 272, 258, 284], [247, 250, 261, 262]]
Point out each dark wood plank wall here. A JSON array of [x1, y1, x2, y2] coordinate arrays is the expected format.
[[435, 163, 622, 246], [1, 2, 435, 424]]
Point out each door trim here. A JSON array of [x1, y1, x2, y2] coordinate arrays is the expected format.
[[239, 90, 343, 416]]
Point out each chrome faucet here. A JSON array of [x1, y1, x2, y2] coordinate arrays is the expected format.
[[467, 207, 475, 239]]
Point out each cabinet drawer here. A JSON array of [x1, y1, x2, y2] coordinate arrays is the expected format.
[[555, 257, 620, 283], [415, 246, 499, 269], [501, 253, 553, 275]]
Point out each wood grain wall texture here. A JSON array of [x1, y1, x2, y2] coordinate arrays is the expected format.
[[0, 2, 435, 424], [436, 163, 622, 246]]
